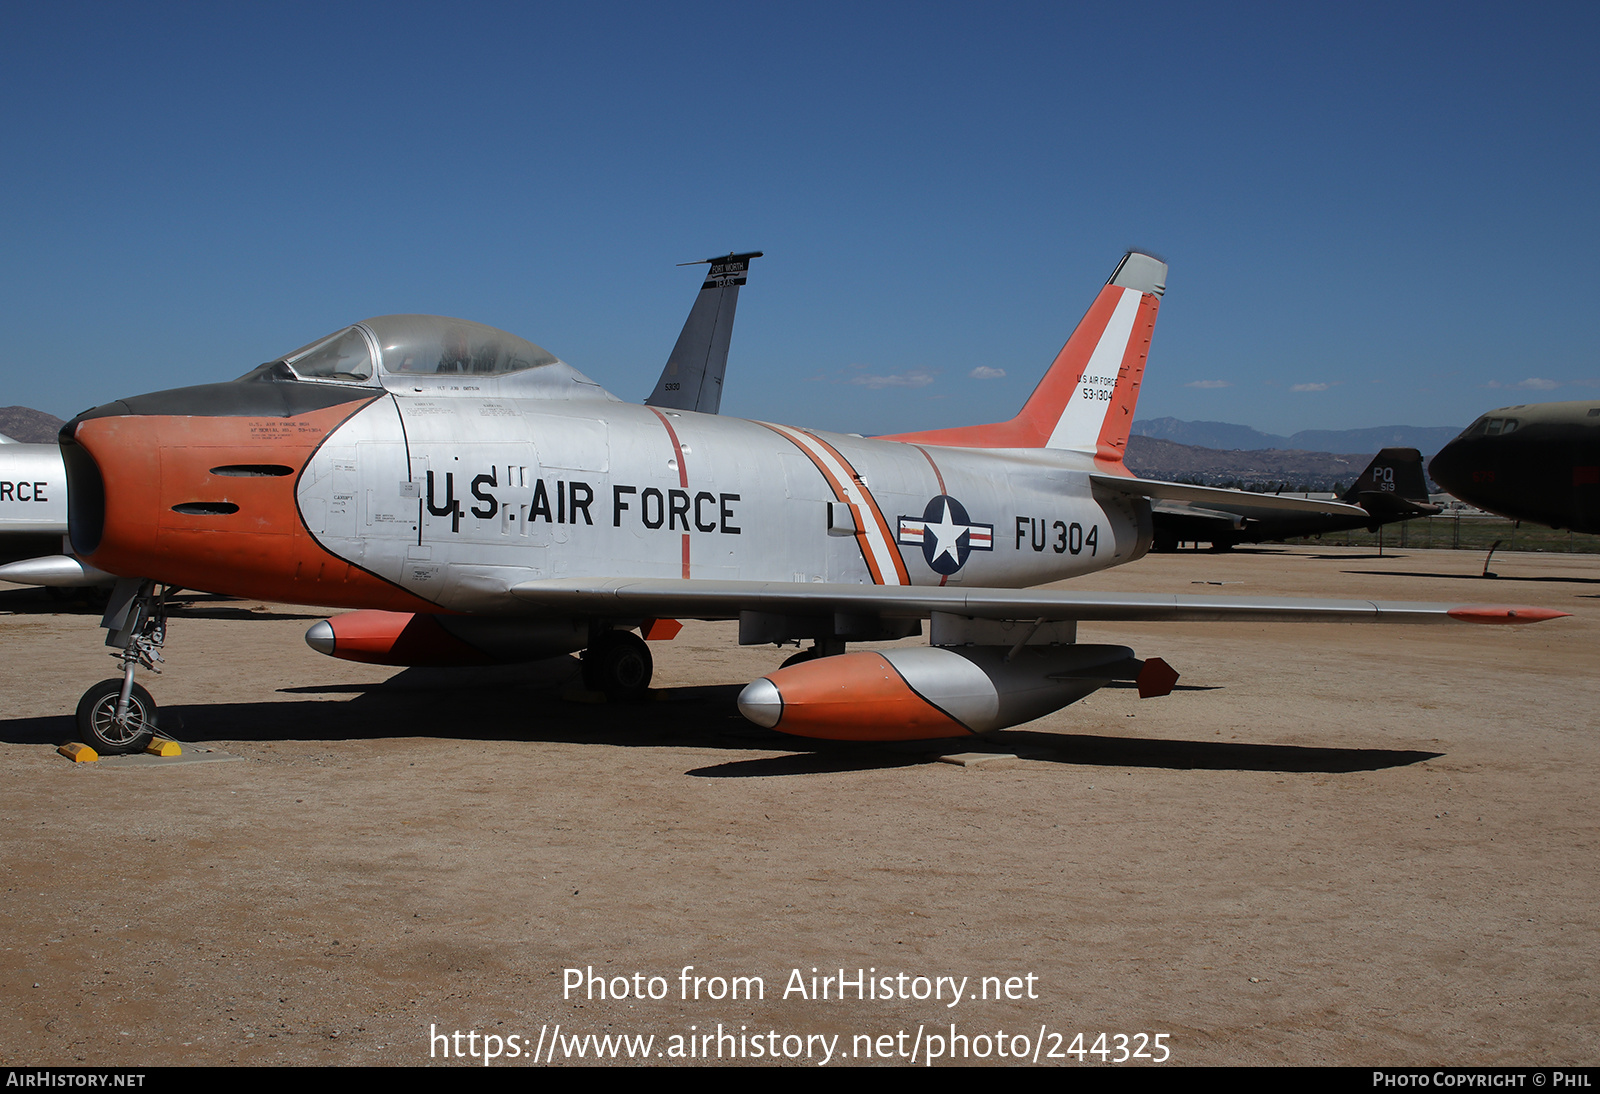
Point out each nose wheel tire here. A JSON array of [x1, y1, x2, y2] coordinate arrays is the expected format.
[[75, 679, 158, 755], [581, 632, 653, 702]]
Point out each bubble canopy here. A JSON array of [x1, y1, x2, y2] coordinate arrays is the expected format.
[[271, 315, 562, 383]]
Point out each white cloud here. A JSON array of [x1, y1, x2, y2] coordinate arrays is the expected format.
[[1184, 379, 1230, 389], [1486, 378, 1561, 390], [1290, 382, 1330, 392], [847, 369, 936, 390], [968, 366, 1007, 380]]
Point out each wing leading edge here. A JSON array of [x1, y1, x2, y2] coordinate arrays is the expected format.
[[510, 576, 1564, 626]]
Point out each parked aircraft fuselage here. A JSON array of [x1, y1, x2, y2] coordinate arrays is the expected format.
[[1430, 401, 1600, 533], [65, 367, 1149, 619]]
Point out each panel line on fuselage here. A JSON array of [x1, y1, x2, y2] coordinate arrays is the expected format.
[[909, 444, 951, 587]]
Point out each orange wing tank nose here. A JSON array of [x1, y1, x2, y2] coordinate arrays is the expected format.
[[739, 651, 977, 742], [305, 612, 493, 666], [738, 643, 1156, 741]]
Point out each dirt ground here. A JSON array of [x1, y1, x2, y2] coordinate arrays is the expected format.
[[0, 545, 1595, 1067]]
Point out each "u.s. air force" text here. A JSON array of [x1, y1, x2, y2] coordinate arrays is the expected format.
[[424, 470, 739, 536]]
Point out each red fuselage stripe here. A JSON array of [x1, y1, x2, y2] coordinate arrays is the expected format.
[[647, 407, 693, 579]]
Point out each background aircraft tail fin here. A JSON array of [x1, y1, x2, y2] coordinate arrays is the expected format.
[[882, 251, 1165, 463], [645, 251, 763, 415], [1340, 447, 1441, 519]]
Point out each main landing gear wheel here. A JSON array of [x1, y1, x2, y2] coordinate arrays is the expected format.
[[76, 679, 158, 755], [781, 646, 822, 668], [581, 631, 653, 701]]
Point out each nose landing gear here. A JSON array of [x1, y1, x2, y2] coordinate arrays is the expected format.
[[76, 679, 158, 754], [76, 579, 169, 754]]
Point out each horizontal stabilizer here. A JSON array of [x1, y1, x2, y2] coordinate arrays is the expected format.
[[1349, 492, 1441, 520]]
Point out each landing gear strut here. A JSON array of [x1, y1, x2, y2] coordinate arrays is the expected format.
[[581, 629, 653, 701], [780, 638, 846, 668], [76, 579, 168, 754]]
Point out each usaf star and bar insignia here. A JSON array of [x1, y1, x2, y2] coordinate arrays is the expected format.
[[896, 495, 994, 575]]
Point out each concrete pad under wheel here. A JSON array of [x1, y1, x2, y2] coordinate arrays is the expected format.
[[90, 744, 245, 768]]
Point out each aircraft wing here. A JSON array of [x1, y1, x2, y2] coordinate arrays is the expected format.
[[1090, 473, 1370, 521], [509, 577, 1561, 626]]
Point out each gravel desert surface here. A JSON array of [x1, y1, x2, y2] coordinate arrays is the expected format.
[[1, 546, 1595, 1067]]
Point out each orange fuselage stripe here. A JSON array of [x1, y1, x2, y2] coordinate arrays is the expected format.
[[757, 422, 910, 585]]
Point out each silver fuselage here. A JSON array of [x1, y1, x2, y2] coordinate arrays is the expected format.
[[299, 388, 1150, 614]]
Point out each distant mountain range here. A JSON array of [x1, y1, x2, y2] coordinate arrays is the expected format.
[[1131, 417, 1464, 460], [1126, 436, 1385, 490], [0, 406, 66, 444]]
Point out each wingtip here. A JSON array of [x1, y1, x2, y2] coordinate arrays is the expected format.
[[1446, 606, 1571, 625]]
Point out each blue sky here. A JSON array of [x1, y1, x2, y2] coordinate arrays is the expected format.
[[3, 2, 1596, 435]]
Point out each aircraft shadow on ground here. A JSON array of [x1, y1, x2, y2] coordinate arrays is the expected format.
[[991, 730, 1438, 774], [0, 587, 326, 620], [3, 658, 1437, 777], [0, 587, 107, 615], [1302, 552, 1406, 561], [1344, 569, 1600, 585], [689, 732, 1439, 777]]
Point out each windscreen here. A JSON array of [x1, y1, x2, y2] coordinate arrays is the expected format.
[[360, 315, 559, 376]]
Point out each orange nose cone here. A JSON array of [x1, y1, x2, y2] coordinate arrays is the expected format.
[[67, 400, 431, 611], [741, 652, 973, 742]]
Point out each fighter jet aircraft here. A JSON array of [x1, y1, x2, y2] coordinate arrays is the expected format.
[[57, 251, 1562, 753], [1429, 400, 1600, 534]]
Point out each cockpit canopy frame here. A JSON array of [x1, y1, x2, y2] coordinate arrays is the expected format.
[[263, 315, 564, 387]]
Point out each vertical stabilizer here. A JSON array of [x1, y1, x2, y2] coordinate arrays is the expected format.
[[645, 251, 763, 415], [1341, 448, 1432, 505], [1340, 447, 1440, 520], [882, 251, 1166, 465]]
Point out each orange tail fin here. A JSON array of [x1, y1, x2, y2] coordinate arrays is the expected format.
[[884, 251, 1165, 468]]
